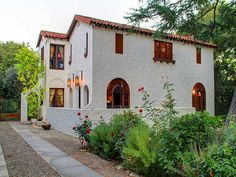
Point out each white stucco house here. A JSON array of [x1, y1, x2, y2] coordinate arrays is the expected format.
[[36, 14, 216, 135]]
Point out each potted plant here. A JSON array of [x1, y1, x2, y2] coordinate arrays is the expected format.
[[42, 122, 51, 130]]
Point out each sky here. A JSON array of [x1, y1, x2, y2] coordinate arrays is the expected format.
[[0, 0, 140, 49]]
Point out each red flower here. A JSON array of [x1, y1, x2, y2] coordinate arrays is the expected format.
[[73, 126, 76, 130], [139, 108, 143, 113], [138, 86, 144, 92], [86, 129, 91, 134], [111, 131, 115, 137], [77, 112, 81, 116], [85, 115, 89, 119]]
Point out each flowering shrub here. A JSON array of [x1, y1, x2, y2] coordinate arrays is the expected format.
[[89, 111, 143, 160], [138, 78, 178, 130], [73, 113, 92, 145]]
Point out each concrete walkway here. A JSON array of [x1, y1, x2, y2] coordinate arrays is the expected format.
[[10, 123, 103, 177], [0, 145, 9, 177]]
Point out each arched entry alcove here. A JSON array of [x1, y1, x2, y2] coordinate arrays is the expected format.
[[83, 85, 89, 107], [192, 83, 206, 111], [107, 78, 130, 108]]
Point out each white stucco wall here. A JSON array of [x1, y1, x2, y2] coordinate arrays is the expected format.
[[47, 107, 195, 136], [91, 27, 215, 115], [68, 22, 93, 109], [38, 21, 214, 123], [39, 37, 69, 120]]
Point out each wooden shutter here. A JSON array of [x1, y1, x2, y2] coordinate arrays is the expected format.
[[115, 33, 123, 54], [154, 41, 159, 61], [166, 43, 172, 60], [154, 41, 173, 61], [196, 48, 201, 64]]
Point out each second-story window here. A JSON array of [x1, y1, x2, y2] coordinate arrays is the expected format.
[[50, 44, 64, 70], [115, 33, 123, 54], [196, 48, 201, 64], [154, 40, 173, 63]]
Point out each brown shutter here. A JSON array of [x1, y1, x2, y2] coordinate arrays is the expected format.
[[166, 43, 172, 60], [115, 33, 123, 54], [154, 40, 159, 61], [196, 48, 201, 64]]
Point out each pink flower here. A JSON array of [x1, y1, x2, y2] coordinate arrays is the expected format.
[[85, 115, 89, 119], [86, 129, 91, 134], [139, 108, 143, 113], [77, 112, 81, 116]]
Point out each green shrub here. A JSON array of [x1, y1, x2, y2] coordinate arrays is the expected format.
[[199, 142, 236, 177], [158, 111, 221, 176], [89, 123, 118, 159], [122, 122, 159, 176], [181, 142, 236, 177], [90, 111, 142, 160]]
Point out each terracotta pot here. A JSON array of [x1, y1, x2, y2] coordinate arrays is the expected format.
[[42, 124, 51, 130]]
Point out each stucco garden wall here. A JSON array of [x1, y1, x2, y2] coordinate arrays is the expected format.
[[47, 107, 195, 136]]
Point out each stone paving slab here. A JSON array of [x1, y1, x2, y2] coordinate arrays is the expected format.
[[0, 145, 9, 177], [10, 123, 103, 177]]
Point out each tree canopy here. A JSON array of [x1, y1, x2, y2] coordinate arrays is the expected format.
[[127, 0, 236, 115], [15, 46, 44, 118], [0, 41, 24, 99]]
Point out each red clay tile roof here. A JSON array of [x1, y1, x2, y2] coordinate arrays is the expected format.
[[37, 14, 216, 48], [166, 34, 217, 48], [36, 30, 67, 47]]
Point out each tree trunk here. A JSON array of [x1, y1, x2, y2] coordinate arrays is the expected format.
[[228, 87, 236, 117]]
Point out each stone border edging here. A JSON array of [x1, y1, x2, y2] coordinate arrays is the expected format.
[[0, 145, 9, 177]]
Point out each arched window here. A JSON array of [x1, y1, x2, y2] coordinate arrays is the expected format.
[[192, 83, 206, 111], [83, 85, 89, 107], [107, 78, 130, 108]]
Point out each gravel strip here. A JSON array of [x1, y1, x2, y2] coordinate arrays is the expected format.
[[29, 125, 134, 177], [0, 122, 60, 177]]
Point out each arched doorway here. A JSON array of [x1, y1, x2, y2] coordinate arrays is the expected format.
[[107, 78, 130, 108], [192, 83, 206, 111], [83, 85, 89, 107]]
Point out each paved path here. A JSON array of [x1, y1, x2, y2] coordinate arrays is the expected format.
[[0, 145, 9, 177], [10, 123, 103, 177]]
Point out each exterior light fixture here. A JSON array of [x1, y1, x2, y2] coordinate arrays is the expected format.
[[192, 89, 196, 95], [67, 78, 71, 88], [75, 75, 80, 86]]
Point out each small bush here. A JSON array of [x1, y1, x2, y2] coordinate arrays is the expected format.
[[158, 111, 222, 176], [89, 123, 118, 159], [198, 142, 236, 177], [122, 122, 159, 176], [73, 114, 92, 143], [89, 111, 142, 160]]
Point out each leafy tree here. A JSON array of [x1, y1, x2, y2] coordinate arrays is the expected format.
[[2, 67, 22, 99], [0, 41, 24, 98], [126, 0, 236, 115], [15, 46, 44, 119]]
